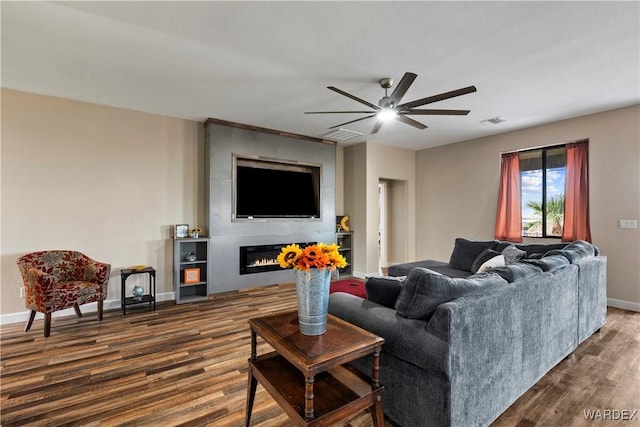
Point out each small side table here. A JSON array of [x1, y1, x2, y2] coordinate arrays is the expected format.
[[120, 267, 156, 315], [246, 309, 385, 426]]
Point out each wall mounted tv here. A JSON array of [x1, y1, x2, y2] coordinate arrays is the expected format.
[[233, 155, 321, 220]]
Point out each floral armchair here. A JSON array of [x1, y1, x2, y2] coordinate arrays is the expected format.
[[17, 250, 111, 337]]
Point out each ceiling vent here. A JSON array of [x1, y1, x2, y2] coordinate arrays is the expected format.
[[321, 128, 364, 141], [481, 116, 506, 125]]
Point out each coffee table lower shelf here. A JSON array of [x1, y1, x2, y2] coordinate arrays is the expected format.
[[247, 352, 384, 427]]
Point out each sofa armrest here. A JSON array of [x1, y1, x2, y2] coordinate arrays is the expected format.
[[329, 292, 450, 377]]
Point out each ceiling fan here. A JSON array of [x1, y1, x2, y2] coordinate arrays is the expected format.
[[305, 72, 477, 135]]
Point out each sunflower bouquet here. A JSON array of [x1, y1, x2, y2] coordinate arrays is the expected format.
[[277, 242, 347, 272]]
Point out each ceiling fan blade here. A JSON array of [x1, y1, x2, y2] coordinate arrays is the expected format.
[[305, 110, 377, 114], [403, 109, 470, 115], [396, 114, 428, 130], [328, 114, 376, 129], [327, 86, 380, 110], [397, 85, 477, 110], [371, 120, 384, 134], [388, 72, 417, 105]]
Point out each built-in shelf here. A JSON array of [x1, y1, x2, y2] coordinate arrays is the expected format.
[[336, 231, 353, 278], [173, 237, 210, 304]]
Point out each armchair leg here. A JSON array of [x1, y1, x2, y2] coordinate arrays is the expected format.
[[44, 313, 51, 337], [24, 310, 36, 332], [97, 300, 104, 321], [73, 303, 82, 318]]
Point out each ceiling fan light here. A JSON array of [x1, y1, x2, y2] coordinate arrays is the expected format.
[[377, 108, 398, 122]]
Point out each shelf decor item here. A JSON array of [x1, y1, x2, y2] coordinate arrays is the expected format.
[[337, 215, 350, 232], [174, 224, 189, 238], [132, 285, 144, 300], [277, 243, 347, 335], [190, 227, 203, 239], [184, 268, 200, 284]]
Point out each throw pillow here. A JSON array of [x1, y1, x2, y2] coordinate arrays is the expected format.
[[470, 249, 501, 273], [365, 276, 406, 308], [395, 267, 508, 321], [477, 254, 505, 273], [501, 245, 527, 264], [448, 238, 498, 272]]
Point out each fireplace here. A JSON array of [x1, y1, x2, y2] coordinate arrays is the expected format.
[[239, 242, 314, 275]]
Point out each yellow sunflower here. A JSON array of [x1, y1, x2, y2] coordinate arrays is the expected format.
[[277, 244, 302, 268]]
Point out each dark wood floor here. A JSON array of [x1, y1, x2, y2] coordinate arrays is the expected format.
[[1, 283, 638, 426]]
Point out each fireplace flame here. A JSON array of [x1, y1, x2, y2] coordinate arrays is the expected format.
[[249, 257, 278, 268]]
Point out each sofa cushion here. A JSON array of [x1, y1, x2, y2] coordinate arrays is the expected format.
[[448, 238, 498, 272], [388, 259, 470, 278], [395, 267, 508, 321], [522, 254, 570, 272], [488, 263, 543, 283], [470, 249, 501, 274], [365, 276, 405, 308], [501, 245, 527, 264], [546, 240, 597, 263], [495, 241, 567, 257]]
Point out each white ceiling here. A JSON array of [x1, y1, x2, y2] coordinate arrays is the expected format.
[[2, 1, 639, 150]]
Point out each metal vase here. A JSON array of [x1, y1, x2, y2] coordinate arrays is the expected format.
[[295, 268, 331, 335]]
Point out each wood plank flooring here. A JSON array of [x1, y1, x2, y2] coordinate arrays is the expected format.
[[1, 282, 638, 426]]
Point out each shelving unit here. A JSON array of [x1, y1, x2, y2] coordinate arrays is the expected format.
[[173, 237, 209, 304], [120, 267, 156, 314], [336, 231, 353, 278]]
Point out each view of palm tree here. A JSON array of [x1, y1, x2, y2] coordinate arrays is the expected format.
[[525, 195, 565, 237], [521, 162, 566, 238]]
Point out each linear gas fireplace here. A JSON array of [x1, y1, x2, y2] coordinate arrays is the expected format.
[[239, 242, 314, 275]]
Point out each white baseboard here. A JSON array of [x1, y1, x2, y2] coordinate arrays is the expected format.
[[4, 293, 634, 325], [0, 292, 176, 326], [607, 298, 640, 312]]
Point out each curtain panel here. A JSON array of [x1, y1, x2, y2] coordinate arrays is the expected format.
[[562, 141, 591, 242], [495, 152, 523, 243]]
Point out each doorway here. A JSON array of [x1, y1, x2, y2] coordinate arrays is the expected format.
[[379, 179, 408, 273]]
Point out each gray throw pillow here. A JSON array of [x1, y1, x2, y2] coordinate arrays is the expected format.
[[365, 276, 405, 308], [471, 249, 501, 273], [395, 267, 508, 321], [448, 238, 498, 272], [501, 245, 527, 264]]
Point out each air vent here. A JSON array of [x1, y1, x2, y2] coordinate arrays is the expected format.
[[481, 116, 506, 125], [321, 128, 364, 141]]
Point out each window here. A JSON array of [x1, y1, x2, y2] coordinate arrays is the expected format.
[[496, 140, 590, 243], [520, 146, 566, 238]]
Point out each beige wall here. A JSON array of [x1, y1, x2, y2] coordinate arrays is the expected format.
[[343, 142, 416, 277], [1, 89, 204, 318], [415, 105, 640, 308]]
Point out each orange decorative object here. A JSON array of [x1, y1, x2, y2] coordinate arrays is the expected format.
[[184, 268, 200, 284]]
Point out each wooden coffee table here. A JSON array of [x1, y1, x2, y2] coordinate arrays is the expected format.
[[245, 309, 385, 426]]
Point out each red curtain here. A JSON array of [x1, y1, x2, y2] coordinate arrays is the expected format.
[[495, 152, 523, 242], [562, 141, 591, 242]]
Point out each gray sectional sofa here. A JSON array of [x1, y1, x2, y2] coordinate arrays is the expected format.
[[328, 238, 607, 427]]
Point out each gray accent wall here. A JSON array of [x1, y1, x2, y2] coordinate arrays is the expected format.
[[204, 122, 336, 293]]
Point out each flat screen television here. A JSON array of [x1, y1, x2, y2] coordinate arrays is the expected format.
[[234, 156, 321, 219]]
